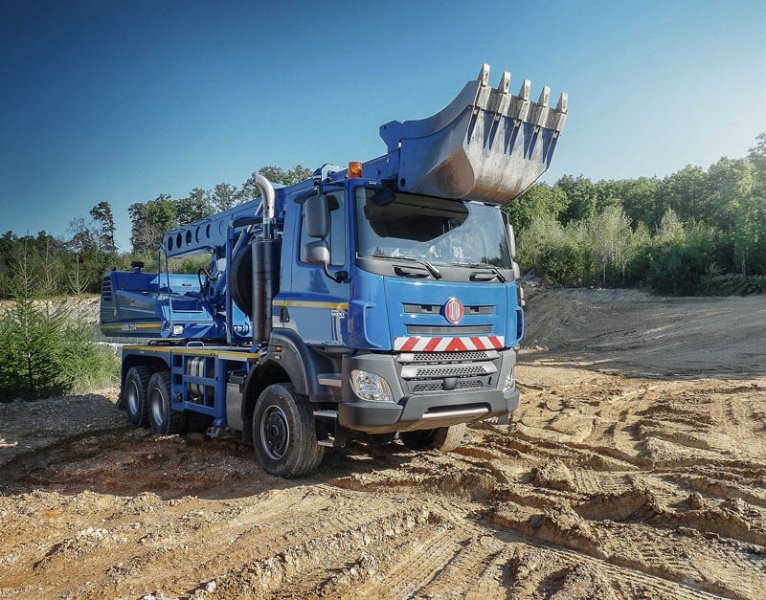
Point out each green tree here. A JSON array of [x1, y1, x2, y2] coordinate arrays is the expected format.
[[658, 165, 709, 223], [506, 184, 569, 231], [211, 183, 239, 212], [617, 177, 660, 229], [89, 201, 117, 253], [177, 188, 214, 225], [67, 217, 99, 253], [556, 175, 598, 224], [129, 194, 176, 253], [586, 206, 633, 284]]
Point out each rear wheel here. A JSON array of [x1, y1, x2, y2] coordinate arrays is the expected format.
[[252, 383, 324, 478], [401, 423, 466, 452], [148, 371, 187, 435], [124, 366, 153, 427]]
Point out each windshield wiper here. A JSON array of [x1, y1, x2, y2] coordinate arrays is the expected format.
[[460, 262, 507, 282], [387, 256, 443, 279]]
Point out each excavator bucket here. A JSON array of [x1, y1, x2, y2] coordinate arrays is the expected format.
[[380, 64, 568, 204]]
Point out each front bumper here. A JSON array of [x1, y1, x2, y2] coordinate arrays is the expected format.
[[338, 350, 520, 434]]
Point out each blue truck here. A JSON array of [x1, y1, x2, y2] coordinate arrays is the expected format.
[[100, 65, 567, 477]]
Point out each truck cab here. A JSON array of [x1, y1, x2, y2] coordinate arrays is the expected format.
[[274, 177, 522, 437]]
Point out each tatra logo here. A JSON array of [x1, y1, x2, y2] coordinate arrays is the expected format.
[[444, 297, 464, 324]]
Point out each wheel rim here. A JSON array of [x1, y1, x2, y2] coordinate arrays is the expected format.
[[127, 380, 140, 416], [260, 405, 289, 460], [151, 387, 165, 426]]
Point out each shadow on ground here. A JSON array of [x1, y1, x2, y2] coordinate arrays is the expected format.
[[0, 393, 417, 501]]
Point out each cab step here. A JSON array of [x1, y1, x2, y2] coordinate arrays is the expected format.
[[313, 409, 348, 448], [317, 374, 342, 388]]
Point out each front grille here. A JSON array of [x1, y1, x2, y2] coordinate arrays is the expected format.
[[404, 303, 493, 315], [457, 379, 484, 390], [398, 346, 499, 396], [411, 378, 486, 394], [401, 362, 496, 380], [408, 351, 493, 363], [101, 277, 113, 302], [412, 382, 441, 393], [406, 324, 493, 335], [414, 365, 486, 378]]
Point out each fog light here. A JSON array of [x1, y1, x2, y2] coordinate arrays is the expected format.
[[502, 369, 516, 399], [351, 370, 394, 403]]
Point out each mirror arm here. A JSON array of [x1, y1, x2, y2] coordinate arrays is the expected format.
[[323, 263, 347, 283]]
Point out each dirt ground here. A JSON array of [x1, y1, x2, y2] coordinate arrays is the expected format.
[[1, 289, 765, 599]]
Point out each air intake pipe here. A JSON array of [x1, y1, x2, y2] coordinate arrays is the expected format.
[[251, 173, 279, 344], [253, 173, 276, 239]]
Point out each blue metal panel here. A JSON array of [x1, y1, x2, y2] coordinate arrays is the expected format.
[[506, 284, 524, 344], [213, 357, 228, 427], [347, 268, 389, 350], [274, 182, 351, 347], [382, 277, 509, 344], [162, 350, 251, 428]]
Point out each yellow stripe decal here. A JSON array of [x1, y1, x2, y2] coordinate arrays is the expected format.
[[273, 300, 349, 310], [101, 322, 162, 330], [123, 345, 254, 361]]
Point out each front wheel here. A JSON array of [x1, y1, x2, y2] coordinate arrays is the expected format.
[[401, 423, 466, 452], [252, 383, 324, 478]]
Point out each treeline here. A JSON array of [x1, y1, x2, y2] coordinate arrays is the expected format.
[[505, 134, 766, 295], [0, 166, 311, 298]]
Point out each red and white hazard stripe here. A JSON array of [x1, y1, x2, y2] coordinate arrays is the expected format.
[[393, 335, 505, 352]]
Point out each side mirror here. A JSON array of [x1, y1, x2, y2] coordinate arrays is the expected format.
[[304, 240, 330, 265], [305, 194, 330, 238], [506, 223, 517, 259], [304, 240, 347, 284]]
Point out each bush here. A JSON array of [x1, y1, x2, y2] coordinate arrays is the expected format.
[[0, 265, 118, 401], [650, 246, 693, 295], [538, 242, 590, 286], [698, 273, 766, 296]]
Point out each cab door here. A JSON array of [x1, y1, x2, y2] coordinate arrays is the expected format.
[[278, 188, 350, 346]]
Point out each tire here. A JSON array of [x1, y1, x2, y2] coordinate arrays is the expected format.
[[252, 383, 324, 478], [124, 366, 153, 427], [148, 371, 187, 435], [230, 245, 253, 317], [401, 423, 466, 452]]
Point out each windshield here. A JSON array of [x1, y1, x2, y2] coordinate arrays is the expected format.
[[355, 188, 511, 268]]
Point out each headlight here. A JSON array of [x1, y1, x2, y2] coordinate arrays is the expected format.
[[351, 370, 394, 403], [502, 369, 516, 399]]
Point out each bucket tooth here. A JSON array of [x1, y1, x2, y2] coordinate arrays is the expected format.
[[518, 79, 531, 101], [478, 63, 490, 86], [537, 86, 550, 108], [474, 64, 492, 113], [547, 92, 569, 132], [498, 71, 510, 94], [489, 71, 512, 121]]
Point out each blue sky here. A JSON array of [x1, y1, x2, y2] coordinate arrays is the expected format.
[[1, 0, 765, 250]]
